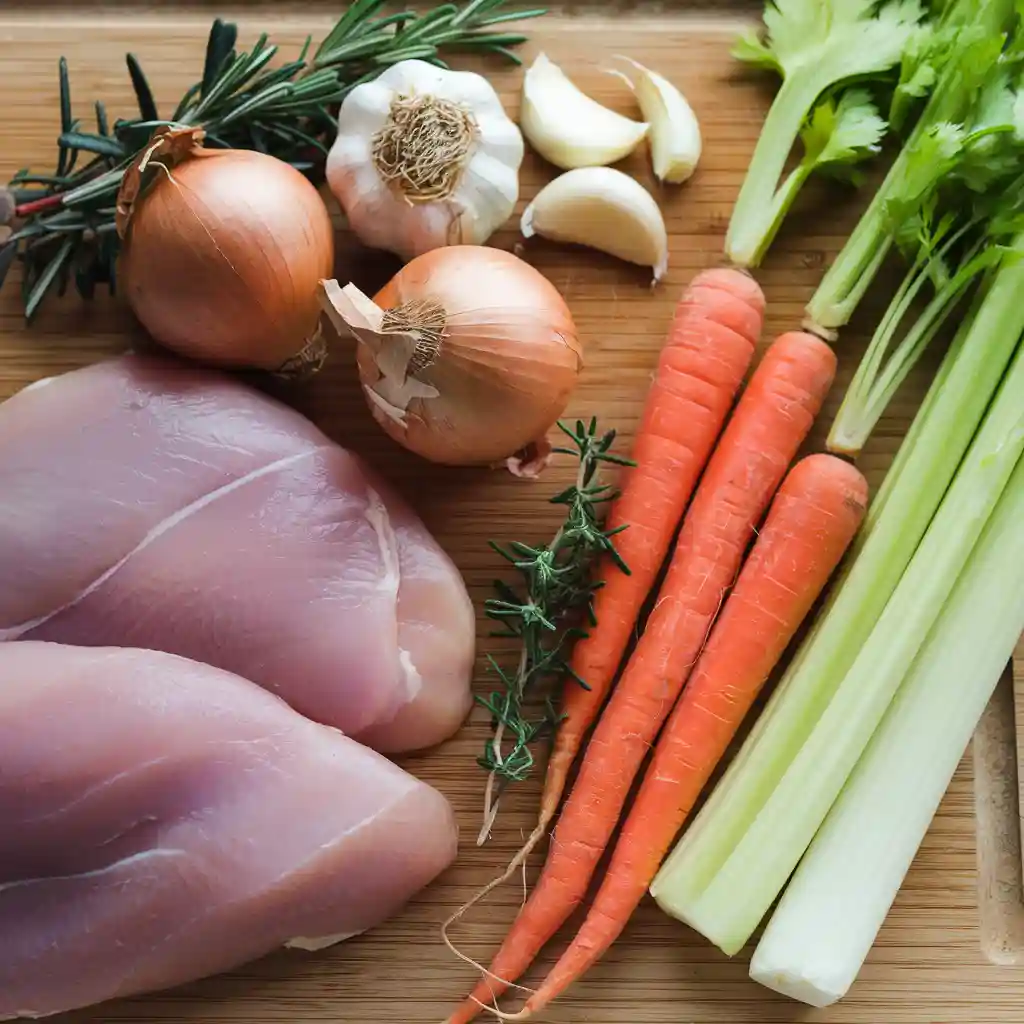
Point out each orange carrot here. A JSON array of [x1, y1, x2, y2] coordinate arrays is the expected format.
[[445, 332, 837, 1024], [449, 271, 763, 912], [519, 453, 869, 1018], [539, 268, 765, 837], [488, 269, 764, 852]]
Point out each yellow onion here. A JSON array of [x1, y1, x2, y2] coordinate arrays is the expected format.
[[319, 246, 582, 474], [116, 126, 335, 375]]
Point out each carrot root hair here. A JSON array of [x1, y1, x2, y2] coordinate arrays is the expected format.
[[440, 814, 553, 1023], [475, 1004, 533, 1022], [440, 924, 536, 1023]]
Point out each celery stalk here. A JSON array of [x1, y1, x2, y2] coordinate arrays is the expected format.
[[726, 74, 880, 267], [652, 338, 1024, 953], [749, 453, 1024, 1006], [821, 64, 1024, 453], [858, 273, 992, 532], [826, 236, 995, 455], [727, 75, 829, 268], [649, 246, 1024, 952], [805, 0, 1016, 330], [724, 0, 925, 268]]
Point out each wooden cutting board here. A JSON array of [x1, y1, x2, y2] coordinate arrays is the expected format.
[[2, 3, 1023, 1022]]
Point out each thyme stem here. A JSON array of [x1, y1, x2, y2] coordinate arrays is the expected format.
[[475, 418, 634, 842]]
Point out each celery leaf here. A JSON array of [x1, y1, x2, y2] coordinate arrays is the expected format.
[[890, 22, 959, 130], [807, 0, 1022, 330], [726, 0, 925, 267], [751, 0, 925, 79], [801, 89, 888, 183], [733, 29, 782, 72], [883, 121, 965, 227]]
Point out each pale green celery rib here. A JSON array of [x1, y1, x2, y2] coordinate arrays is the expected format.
[[725, 73, 827, 268], [864, 260, 1007, 532], [648, 244, 1024, 946], [804, 140, 904, 330], [826, 248, 931, 454], [805, 0, 1015, 330], [859, 276, 991, 533], [654, 338, 1024, 954], [749, 453, 1024, 1008], [827, 247, 978, 456]]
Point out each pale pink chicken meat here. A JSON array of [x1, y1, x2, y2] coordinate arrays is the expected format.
[[0, 354, 475, 752], [0, 642, 459, 1020]]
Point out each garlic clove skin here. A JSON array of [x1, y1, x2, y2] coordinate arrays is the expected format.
[[521, 167, 669, 284], [520, 53, 649, 170], [614, 57, 702, 184], [327, 59, 524, 261]]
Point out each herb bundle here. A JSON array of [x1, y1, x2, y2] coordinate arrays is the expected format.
[[0, 0, 545, 320], [476, 419, 633, 843]]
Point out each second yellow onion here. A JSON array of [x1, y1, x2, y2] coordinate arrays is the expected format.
[[319, 246, 582, 473]]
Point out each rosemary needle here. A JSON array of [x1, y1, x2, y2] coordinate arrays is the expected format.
[[0, 0, 546, 320], [477, 418, 634, 844]]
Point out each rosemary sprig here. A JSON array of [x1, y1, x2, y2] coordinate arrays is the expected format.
[[476, 418, 634, 844], [0, 0, 546, 320]]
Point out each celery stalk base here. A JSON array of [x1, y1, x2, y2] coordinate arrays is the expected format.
[[750, 453, 1024, 1006]]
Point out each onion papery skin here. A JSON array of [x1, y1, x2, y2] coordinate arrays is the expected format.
[[362, 246, 583, 467], [121, 149, 335, 373]]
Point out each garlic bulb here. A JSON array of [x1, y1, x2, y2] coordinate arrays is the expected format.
[[327, 59, 524, 261]]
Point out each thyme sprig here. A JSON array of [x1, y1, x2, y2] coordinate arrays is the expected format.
[[476, 418, 634, 843], [0, 0, 546, 320]]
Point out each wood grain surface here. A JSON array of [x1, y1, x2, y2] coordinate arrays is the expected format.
[[1016, 638, 1024, 867], [2, 4, 1022, 1023]]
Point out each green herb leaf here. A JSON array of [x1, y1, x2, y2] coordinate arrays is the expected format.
[[0, 242, 16, 291], [2, 1, 547, 321], [125, 53, 158, 121], [801, 89, 887, 176], [55, 131, 126, 159], [476, 420, 634, 838], [201, 18, 238, 99], [56, 56, 72, 177], [24, 236, 74, 322]]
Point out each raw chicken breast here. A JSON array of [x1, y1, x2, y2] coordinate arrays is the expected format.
[[0, 642, 459, 1021], [0, 354, 475, 752]]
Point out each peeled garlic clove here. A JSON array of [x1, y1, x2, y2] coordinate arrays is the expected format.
[[521, 167, 669, 284], [614, 57, 702, 184], [520, 53, 649, 170]]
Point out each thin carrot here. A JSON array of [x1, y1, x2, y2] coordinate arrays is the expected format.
[[444, 269, 764, 947], [538, 268, 765, 837], [444, 331, 837, 1024], [519, 453, 869, 1018]]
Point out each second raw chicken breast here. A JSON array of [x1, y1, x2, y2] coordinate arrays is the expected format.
[[0, 642, 458, 1020], [0, 354, 475, 753]]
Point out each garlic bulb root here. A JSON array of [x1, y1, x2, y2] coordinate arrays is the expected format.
[[371, 93, 478, 203], [327, 60, 524, 260]]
